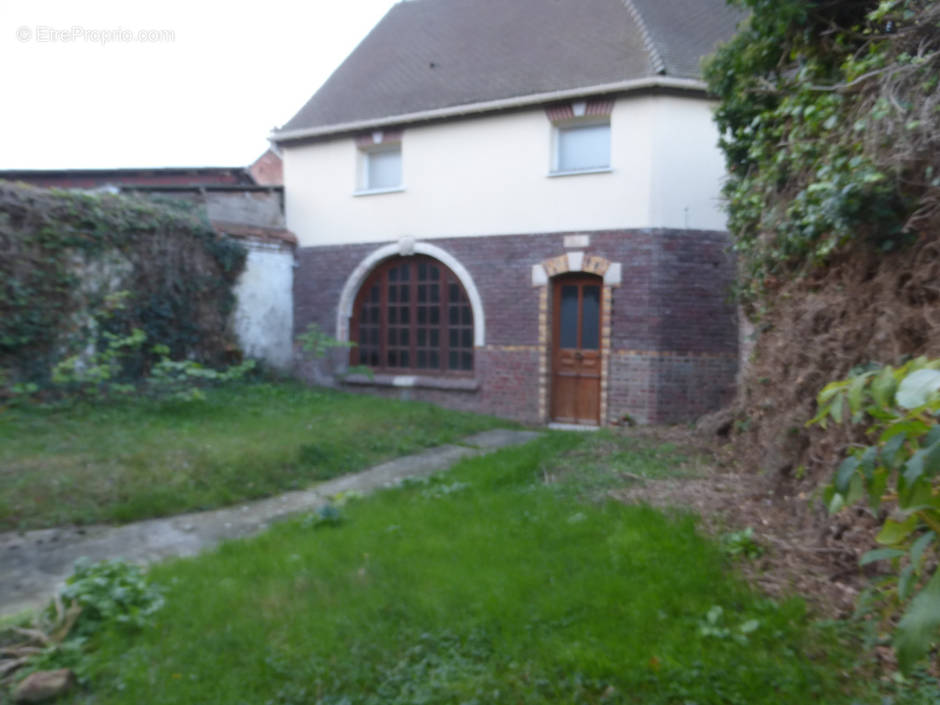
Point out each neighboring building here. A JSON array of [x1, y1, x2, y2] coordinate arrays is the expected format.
[[0, 166, 296, 371], [276, 0, 743, 426], [249, 149, 284, 186]]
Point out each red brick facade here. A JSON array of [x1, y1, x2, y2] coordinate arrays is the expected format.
[[294, 229, 738, 425]]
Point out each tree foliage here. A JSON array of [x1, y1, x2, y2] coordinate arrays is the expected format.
[[705, 0, 940, 308]]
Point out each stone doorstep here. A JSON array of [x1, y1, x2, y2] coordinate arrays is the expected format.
[[0, 429, 541, 618], [547, 422, 600, 432]]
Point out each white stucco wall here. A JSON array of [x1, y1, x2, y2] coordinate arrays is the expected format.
[[232, 241, 294, 370], [282, 94, 726, 247], [649, 96, 727, 231]]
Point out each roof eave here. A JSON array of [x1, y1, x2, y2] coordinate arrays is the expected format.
[[271, 76, 707, 145]]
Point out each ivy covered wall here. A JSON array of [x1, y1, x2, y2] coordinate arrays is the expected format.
[[0, 182, 248, 391]]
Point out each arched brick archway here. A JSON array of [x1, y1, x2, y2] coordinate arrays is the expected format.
[[336, 238, 485, 347]]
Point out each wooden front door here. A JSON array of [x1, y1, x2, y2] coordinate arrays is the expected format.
[[551, 275, 602, 425]]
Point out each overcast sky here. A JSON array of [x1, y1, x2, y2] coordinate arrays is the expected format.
[[0, 0, 398, 169]]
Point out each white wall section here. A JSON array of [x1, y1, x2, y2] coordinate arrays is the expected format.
[[649, 96, 727, 231], [232, 241, 294, 370], [283, 94, 727, 246]]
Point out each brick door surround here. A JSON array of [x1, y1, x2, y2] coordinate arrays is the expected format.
[[532, 252, 621, 425]]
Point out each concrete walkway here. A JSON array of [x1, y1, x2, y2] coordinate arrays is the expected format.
[[0, 429, 540, 617]]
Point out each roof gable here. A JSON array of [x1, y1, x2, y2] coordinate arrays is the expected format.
[[276, 0, 741, 138]]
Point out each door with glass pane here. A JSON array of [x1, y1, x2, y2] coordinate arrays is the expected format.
[[551, 275, 601, 425]]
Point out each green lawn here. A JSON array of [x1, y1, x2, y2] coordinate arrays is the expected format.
[[66, 434, 876, 705], [0, 383, 511, 530]]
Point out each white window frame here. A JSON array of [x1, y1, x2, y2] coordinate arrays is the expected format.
[[549, 118, 612, 177], [355, 142, 404, 196]]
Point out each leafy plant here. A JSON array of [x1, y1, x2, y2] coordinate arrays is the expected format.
[[720, 527, 766, 560], [301, 504, 345, 529], [295, 322, 373, 379], [24, 306, 256, 403], [810, 356, 940, 671], [0, 559, 163, 688], [58, 558, 165, 638], [145, 346, 255, 401], [51, 328, 147, 399], [698, 605, 762, 645]]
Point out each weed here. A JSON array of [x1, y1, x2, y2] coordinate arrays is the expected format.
[[1, 559, 162, 688], [720, 527, 765, 560]]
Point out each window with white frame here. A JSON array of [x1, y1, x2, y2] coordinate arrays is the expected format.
[[547, 99, 613, 175], [356, 130, 403, 193]]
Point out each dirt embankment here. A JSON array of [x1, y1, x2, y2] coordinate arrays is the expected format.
[[667, 229, 938, 618], [729, 232, 940, 491]]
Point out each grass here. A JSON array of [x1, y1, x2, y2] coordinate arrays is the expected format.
[[541, 428, 704, 499], [0, 382, 511, 530], [62, 433, 878, 705]]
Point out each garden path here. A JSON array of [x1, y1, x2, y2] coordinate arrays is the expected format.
[[0, 429, 540, 616]]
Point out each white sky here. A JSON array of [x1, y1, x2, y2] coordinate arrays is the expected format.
[[0, 0, 399, 169]]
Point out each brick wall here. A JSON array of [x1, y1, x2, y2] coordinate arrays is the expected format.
[[294, 228, 738, 425]]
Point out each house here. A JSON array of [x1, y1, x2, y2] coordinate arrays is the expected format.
[[248, 149, 284, 187], [272, 0, 743, 426], [0, 161, 295, 371]]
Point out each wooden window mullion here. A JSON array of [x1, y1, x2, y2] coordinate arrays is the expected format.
[[379, 268, 388, 368], [408, 261, 417, 373], [576, 284, 584, 349], [351, 256, 473, 377], [441, 271, 450, 372]]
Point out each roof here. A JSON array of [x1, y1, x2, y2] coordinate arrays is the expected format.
[[210, 220, 297, 247], [0, 167, 256, 189], [275, 0, 742, 141]]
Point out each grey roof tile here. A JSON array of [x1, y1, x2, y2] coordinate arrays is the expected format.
[[278, 0, 742, 135]]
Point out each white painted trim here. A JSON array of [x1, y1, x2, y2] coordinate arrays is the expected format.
[[335, 241, 486, 347], [353, 186, 406, 197], [564, 234, 590, 249], [272, 76, 707, 143], [604, 262, 623, 286], [547, 167, 613, 178], [547, 422, 601, 432], [531, 264, 548, 287]]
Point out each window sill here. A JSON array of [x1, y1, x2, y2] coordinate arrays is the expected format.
[[343, 373, 479, 392], [547, 167, 612, 178], [353, 186, 406, 197]]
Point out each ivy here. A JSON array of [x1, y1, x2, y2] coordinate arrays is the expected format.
[[705, 0, 940, 307], [0, 183, 247, 396]]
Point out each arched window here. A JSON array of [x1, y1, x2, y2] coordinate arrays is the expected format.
[[350, 255, 474, 374]]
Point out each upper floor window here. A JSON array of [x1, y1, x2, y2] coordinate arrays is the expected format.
[[547, 99, 614, 176], [355, 130, 403, 194], [363, 146, 401, 190], [556, 123, 610, 172], [350, 255, 474, 375]]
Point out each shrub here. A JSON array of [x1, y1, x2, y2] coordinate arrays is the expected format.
[[810, 357, 940, 671]]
